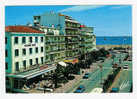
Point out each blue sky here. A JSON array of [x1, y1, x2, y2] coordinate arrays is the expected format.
[[5, 5, 132, 36]]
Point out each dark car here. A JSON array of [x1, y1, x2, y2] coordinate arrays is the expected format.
[[110, 88, 119, 93], [74, 85, 85, 93], [83, 73, 89, 79]]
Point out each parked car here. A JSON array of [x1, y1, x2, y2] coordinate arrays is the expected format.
[[110, 88, 119, 93], [83, 73, 89, 79], [36, 87, 53, 92], [45, 88, 53, 92], [123, 64, 128, 70], [74, 85, 85, 93], [90, 88, 103, 93]]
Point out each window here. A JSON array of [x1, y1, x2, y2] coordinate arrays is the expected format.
[[35, 37, 38, 43], [36, 58, 38, 64], [23, 60, 26, 69], [29, 59, 33, 65], [29, 37, 32, 43], [41, 57, 43, 64], [6, 62, 8, 70], [41, 37, 43, 42], [22, 37, 26, 44], [6, 50, 8, 57], [34, 17, 36, 20], [55, 37, 57, 41], [5, 37, 7, 44], [15, 49, 19, 56], [15, 62, 19, 71], [36, 47, 38, 53], [22, 49, 26, 55], [51, 70, 53, 73], [14, 37, 18, 44], [13, 79, 19, 89], [6, 77, 10, 85], [41, 47, 43, 52], [46, 55, 48, 60], [29, 48, 33, 54]]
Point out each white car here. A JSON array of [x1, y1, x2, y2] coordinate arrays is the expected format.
[[123, 64, 128, 70], [36, 87, 53, 92], [45, 88, 53, 92], [90, 88, 103, 93]]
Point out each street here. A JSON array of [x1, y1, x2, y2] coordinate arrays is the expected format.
[[112, 57, 132, 92], [65, 51, 132, 93]]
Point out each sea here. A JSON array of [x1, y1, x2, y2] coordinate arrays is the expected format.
[[96, 36, 132, 45]]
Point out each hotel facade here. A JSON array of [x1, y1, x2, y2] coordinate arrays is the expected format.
[[5, 26, 56, 92]]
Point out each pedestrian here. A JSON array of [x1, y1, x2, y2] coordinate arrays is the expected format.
[[43, 85, 46, 93]]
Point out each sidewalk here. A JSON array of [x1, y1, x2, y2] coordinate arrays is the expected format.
[[107, 69, 122, 92], [53, 64, 98, 93], [27, 63, 98, 93]]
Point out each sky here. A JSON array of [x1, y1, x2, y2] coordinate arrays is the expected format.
[[5, 5, 132, 36]]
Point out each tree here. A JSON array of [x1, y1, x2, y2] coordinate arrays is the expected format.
[[73, 63, 80, 74], [99, 48, 109, 57], [49, 64, 65, 88], [63, 63, 74, 79]]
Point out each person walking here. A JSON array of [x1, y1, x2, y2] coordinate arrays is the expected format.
[[43, 85, 46, 93]]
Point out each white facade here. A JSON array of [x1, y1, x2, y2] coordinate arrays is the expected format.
[[10, 33, 45, 73]]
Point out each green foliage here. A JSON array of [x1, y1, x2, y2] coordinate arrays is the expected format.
[[113, 47, 126, 50], [103, 67, 121, 92]]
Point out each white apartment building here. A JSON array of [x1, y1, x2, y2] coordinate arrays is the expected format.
[[6, 26, 45, 74], [5, 26, 56, 92]]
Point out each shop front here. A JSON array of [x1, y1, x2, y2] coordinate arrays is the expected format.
[[6, 65, 56, 93]]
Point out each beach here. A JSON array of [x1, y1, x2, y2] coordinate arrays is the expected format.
[[96, 45, 132, 50]]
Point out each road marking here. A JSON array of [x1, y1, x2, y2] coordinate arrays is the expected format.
[[120, 80, 129, 90]]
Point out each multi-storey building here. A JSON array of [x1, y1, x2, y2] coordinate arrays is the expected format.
[[33, 12, 96, 63], [37, 26, 66, 63], [34, 12, 78, 61], [79, 25, 96, 59], [5, 26, 56, 92]]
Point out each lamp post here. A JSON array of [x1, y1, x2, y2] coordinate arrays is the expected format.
[[99, 64, 103, 85]]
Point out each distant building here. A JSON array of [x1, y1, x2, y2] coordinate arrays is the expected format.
[[79, 25, 96, 55], [33, 12, 80, 35]]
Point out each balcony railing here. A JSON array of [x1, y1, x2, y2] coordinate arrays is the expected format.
[[65, 27, 79, 30], [14, 64, 43, 74], [65, 19, 79, 24]]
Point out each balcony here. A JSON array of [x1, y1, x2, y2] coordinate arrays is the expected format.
[[47, 31, 54, 35], [34, 20, 39, 23], [14, 64, 42, 74], [65, 27, 79, 30], [65, 19, 79, 24], [79, 44, 85, 47]]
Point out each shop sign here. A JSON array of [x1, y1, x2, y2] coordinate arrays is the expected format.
[[24, 44, 36, 47], [40, 65, 48, 70]]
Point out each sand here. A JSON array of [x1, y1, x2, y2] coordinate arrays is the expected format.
[[96, 45, 132, 50]]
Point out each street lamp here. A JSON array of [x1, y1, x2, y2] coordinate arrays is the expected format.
[[99, 64, 103, 85]]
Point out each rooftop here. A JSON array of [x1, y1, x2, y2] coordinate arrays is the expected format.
[[5, 26, 44, 33]]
